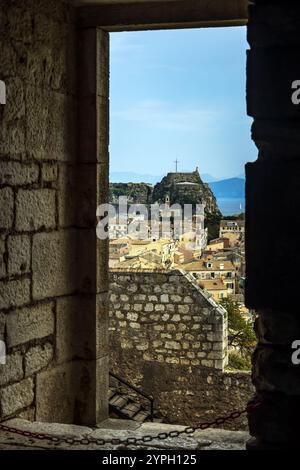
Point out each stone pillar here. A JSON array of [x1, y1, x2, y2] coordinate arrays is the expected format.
[[0, 0, 109, 425], [246, 0, 300, 448], [76, 27, 110, 424]]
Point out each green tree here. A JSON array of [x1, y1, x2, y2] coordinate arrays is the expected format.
[[220, 297, 256, 366], [205, 213, 222, 242]]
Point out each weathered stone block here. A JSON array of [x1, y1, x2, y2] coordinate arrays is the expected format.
[[127, 284, 138, 293], [95, 355, 109, 423], [6, 5, 33, 43], [165, 341, 181, 350], [0, 188, 14, 230], [16, 189, 56, 231], [115, 311, 124, 319], [178, 323, 187, 332], [253, 346, 300, 395], [161, 333, 171, 340], [256, 309, 300, 346], [214, 359, 225, 370], [0, 121, 26, 156], [201, 359, 214, 368], [191, 359, 200, 366], [148, 295, 158, 302], [0, 39, 17, 78], [78, 94, 109, 164], [0, 279, 30, 310], [166, 304, 175, 312], [178, 305, 190, 314], [0, 162, 39, 186], [171, 314, 180, 322], [110, 293, 118, 302], [0, 312, 5, 341], [7, 234, 31, 276], [208, 351, 222, 360], [73, 163, 105, 229], [0, 378, 34, 418], [36, 363, 76, 423], [27, 20, 75, 93], [144, 303, 153, 312], [16, 407, 36, 421], [0, 235, 6, 279], [154, 304, 165, 312], [213, 342, 224, 351], [56, 294, 108, 363], [26, 85, 76, 162], [133, 304, 143, 312], [2, 78, 25, 122], [0, 353, 23, 387], [127, 312, 138, 321], [136, 342, 149, 351], [187, 351, 195, 359], [140, 285, 152, 294], [57, 164, 76, 227], [32, 230, 77, 300], [42, 163, 58, 183], [247, 47, 300, 119], [251, 119, 300, 159], [77, 229, 108, 294], [25, 343, 53, 377], [149, 314, 159, 322], [6, 302, 54, 347], [121, 339, 133, 350], [166, 357, 179, 364], [36, 357, 109, 424], [246, 160, 300, 310]]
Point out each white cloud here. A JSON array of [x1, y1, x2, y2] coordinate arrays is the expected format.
[[110, 35, 144, 55], [111, 100, 220, 132]]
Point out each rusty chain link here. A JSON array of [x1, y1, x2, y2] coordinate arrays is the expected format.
[[0, 401, 262, 448]]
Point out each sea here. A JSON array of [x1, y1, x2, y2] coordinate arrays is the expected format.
[[217, 198, 245, 216]]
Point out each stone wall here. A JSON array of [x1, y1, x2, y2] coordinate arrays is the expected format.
[[109, 270, 254, 430], [245, 0, 300, 448], [0, 0, 108, 424]]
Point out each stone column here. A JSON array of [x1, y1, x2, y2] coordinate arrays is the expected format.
[[246, 0, 300, 448], [75, 27, 110, 424]]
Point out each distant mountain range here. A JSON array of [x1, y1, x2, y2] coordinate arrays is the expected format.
[[110, 171, 222, 184], [110, 172, 162, 185], [208, 178, 245, 199], [110, 172, 245, 199]]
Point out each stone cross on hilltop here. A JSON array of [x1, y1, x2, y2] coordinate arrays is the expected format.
[[174, 158, 180, 173]]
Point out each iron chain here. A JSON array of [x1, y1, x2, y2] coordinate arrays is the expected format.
[[0, 401, 261, 448]]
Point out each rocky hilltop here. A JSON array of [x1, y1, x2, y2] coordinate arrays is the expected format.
[[109, 182, 153, 205], [109, 169, 221, 217], [152, 169, 221, 216]]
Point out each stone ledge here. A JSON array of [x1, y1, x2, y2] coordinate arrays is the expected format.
[[0, 418, 249, 450]]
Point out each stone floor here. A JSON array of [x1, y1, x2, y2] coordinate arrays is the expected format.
[[0, 418, 249, 450]]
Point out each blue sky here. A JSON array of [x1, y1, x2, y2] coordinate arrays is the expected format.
[[110, 27, 257, 180]]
